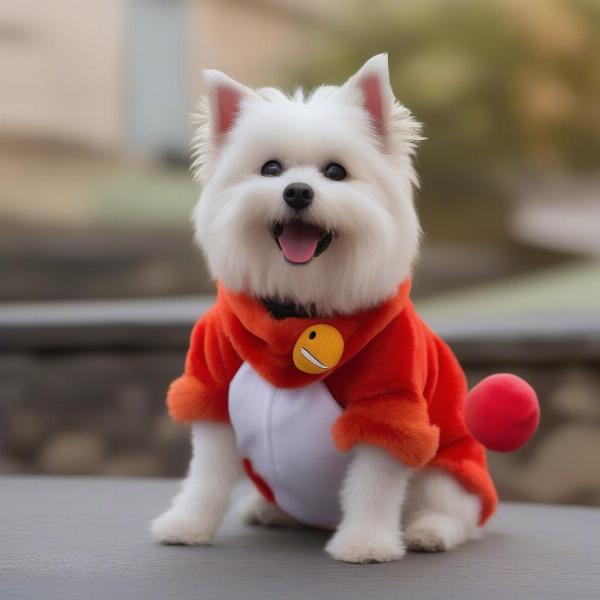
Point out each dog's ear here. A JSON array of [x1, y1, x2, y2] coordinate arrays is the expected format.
[[203, 69, 255, 142], [192, 70, 255, 181], [340, 54, 396, 145], [340, 54, 422, 157]]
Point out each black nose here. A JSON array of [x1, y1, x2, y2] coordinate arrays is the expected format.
[[283, 182, 314, 211]]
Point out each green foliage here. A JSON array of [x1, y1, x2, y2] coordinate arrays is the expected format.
[[297, 0, 600, 240]]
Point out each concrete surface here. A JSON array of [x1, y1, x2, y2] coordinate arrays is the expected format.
[[1, 477, 599, 599]]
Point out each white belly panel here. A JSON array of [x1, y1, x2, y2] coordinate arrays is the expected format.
[[229, 362, 351, 529]]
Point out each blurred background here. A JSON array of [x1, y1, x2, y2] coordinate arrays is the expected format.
[[1, 0, 599, 507]]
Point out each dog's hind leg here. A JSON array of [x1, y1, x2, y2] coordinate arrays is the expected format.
[[403, 467, 481, 552], [236, 487, 299, 528]]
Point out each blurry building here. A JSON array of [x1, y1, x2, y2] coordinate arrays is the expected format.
[[1, 0, 599, 508], [0, 0, 345, 301], [0, 0, 122, 152], [0, 0, 339, 160]]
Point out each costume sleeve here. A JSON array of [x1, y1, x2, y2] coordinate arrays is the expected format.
[[327, 309, 440, 469], [167, 306, 242, 424], [331, 391, 440, 468]]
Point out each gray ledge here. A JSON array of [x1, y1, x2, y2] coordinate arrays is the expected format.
[[1, 296, 599, 363]]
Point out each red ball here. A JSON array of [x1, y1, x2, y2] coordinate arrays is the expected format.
[[465, 374, 540, 452]]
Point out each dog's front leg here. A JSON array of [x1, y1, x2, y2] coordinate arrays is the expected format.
[[152, 421, 241, 545], [325, 444, 411, 563]]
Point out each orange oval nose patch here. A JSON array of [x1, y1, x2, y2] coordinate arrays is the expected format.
[[292, 324, 344, 374]]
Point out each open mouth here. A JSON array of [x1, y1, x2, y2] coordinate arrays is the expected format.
[[271, 220, 334, 265]]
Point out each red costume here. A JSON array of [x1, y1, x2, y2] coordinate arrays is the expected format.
[[168, 280, 498, 525]]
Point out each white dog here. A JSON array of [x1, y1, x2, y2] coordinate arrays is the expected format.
[[152, 54, 487, 563]]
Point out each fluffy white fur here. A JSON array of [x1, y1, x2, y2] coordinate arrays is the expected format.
[[153, 55, 482, 562], [236, 487, 299, 528], [404, 468, 481, 552], [192, 53, 422, 316], [325, 444, 411, 563], [151, 422, 241, 545]]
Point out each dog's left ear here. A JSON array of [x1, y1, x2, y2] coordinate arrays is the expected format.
[[339, 53, 397, 147], [340, 54, 422, 157]]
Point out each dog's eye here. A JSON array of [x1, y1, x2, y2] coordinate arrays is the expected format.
[[261, 160, 283, 177], [323, 163, 347, 181]]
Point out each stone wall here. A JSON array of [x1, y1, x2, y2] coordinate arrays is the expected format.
[[1, 298, 599, 508]]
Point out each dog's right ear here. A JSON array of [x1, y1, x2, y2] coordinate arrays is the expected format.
[[203, 69, 255, 144], [193, 70, 255, 181]]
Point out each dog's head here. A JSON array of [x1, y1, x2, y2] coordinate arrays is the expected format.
[[192, 54, 422, 316]]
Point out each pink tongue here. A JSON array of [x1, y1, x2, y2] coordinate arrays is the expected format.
[[278, 222, 321, 264]]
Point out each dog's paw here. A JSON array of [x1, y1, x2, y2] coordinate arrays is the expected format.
[[237, 493, 298, 528], [405, 513, 471, 552], [325, 528, 405, 564], [151, 509, 216, 546]]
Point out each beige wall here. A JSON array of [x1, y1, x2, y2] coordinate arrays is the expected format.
[[0, 0, 123, 150], [0, 0, 343, 153], [188, 0, 341, 97]]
